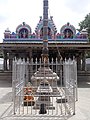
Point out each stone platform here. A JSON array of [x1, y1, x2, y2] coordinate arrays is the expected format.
[[0, 78, 90, 120], [31, 67, 59, 87]]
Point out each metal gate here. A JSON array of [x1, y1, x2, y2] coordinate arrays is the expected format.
[[12, 57, 77, 119]]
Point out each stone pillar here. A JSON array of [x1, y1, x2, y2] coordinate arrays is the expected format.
[[29, 49, 32, 82], [82, 51, 86, 71], [3, 51, 8, 71], [9, 58, 12, 71], [29, 49, 32, 60], [77, 54, 81, 71], [9, 53, 14, 71]]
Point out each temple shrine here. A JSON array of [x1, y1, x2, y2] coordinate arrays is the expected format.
[[0, 5, 89, 72], [0, 0, 89, 118]]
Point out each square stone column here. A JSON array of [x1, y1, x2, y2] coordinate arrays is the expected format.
[[3, 51, 8, 71], [9, 53, 15, 71], [81, 51, 86, 71], [77, 55, 81, 71]]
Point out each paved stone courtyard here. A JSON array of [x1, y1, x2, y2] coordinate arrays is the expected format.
[[0, 79, 90, 120]]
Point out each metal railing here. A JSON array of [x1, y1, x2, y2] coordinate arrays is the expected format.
[[12, 57, 77, 119]]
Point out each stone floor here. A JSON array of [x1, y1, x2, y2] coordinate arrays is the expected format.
[[0, 79, 90, 120]]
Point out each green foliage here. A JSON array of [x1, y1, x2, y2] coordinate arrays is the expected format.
[[86, 51, 90, 58], [78, 13, 90, 41]]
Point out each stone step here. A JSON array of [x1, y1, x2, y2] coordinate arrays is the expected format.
[[2, 116, 65, 120], [0, 71, 12, 81], [78, 71, 90, 82]]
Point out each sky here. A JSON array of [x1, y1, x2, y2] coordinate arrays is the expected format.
[[0, 0, 90, 42]]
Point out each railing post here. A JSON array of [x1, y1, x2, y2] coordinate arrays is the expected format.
[[12, 58, 17, 114]]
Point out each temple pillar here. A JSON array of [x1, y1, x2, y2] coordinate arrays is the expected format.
[[9, 53, 14, 71], [81, 51, 86, 71], [77, 54, 82, 71], [29, 49, 32, 60], [29, 49, 33, 82], [9, 58, 12, 71], [3, 51, 8, 71]]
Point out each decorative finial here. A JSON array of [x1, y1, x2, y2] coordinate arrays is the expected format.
[[50, 16, 53, 20], [40, 16, 42, 21], [67, 22, 70, 26], [23, 22, 26, 26]]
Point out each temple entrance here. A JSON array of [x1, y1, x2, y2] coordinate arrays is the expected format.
[[12, 57, 77, 119]]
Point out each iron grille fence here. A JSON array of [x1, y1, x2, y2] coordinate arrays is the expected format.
[[12, 57, 77, 119]]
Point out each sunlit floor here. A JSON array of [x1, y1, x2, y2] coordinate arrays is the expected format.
[[0, 79, 90, 120]]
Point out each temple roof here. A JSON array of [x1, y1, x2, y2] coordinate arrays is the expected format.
[[35, 16, 57, 34], [16, 22, 32, 33], [60, 22, 76, 35], [3, 18, 88, 43]]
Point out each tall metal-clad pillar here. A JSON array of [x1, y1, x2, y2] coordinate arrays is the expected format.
[[42, 0, 48, 64]]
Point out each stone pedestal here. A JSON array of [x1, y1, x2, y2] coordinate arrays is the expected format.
[[33, 80, 55, 109], [31, 67, 59, 88]]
